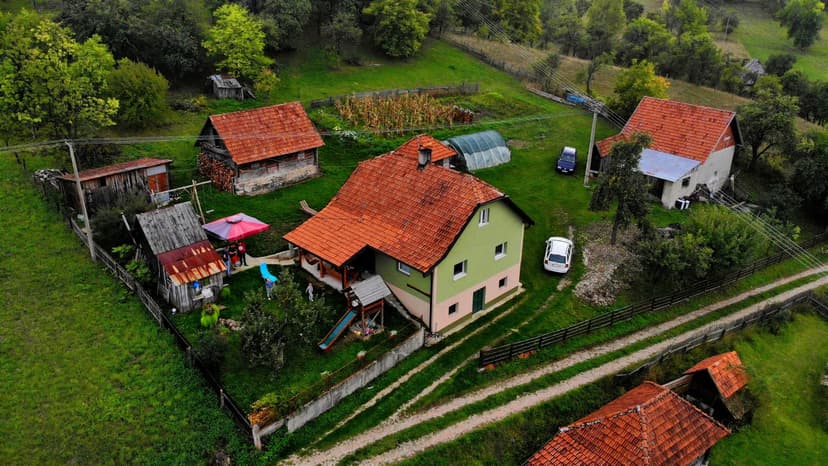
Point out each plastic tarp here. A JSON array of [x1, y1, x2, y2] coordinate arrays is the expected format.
[[638, 149, 700, 182], [444, 130, 511, 171]]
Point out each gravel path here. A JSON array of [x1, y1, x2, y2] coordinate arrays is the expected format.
[[364, 273, 828, 465], [285, 267, 827, 466]]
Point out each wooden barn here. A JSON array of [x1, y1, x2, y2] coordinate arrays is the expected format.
[[208, 74, 255, 100], [136, 202, 225, 312], [58, 158, 172, 214], [196, 102, 325, 195]]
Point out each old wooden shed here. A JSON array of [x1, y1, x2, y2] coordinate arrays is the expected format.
[[58, 158, 172, 214], [196, 102, 325, 195], [208, 74, 255, 100], [136, 202, 225, 312]]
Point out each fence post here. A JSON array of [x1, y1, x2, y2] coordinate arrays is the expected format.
[[650, 296, 656, 312], [220, 389, 225, 409], [252, 424, 262, 450]]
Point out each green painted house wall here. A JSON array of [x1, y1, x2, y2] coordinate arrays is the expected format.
[[434, 200, 524, 304], [375, 252, 432, 301]]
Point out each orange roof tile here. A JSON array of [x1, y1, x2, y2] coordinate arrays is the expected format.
[[206, 102, 324, 165], [527, 381, 730, 466], [394, 134, 458, 162], [595, 97, 737, 163], [284, 144, 530, 272], [157, 240, 226, 286], [58, 158, 171, 182], [684, 351, 749, 399]]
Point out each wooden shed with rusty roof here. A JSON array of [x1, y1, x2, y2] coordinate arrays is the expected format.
[[136, 202, 225, 312], [196, 102, 324, 195]]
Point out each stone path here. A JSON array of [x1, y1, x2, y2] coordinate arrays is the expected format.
[[284, 266, 827, 465]]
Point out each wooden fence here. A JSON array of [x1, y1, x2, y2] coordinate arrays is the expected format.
[[308, 83, 480, 108], [479, 233, 827, 367], [68, 220, 252, 435], [615, 291, 824, 382]]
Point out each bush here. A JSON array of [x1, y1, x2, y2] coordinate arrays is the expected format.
[[126, 258, 152, 286], [765, 54, 798, 76], [90, 192, 152, 250], [239, 291, 286, 370], [193, 330, 227, 376], [200, 304, 220, 328], [108, 58, 171, 129], [75, 143, 122, 169]]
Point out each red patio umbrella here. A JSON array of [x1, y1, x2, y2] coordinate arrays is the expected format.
[[202, 213, 269, 241]]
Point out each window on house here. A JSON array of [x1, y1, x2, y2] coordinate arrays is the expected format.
[[479, 208, 490, 226], [499, 277, 507, 288], [681, 177, 691, 188], [453, 260, 467, 280], [397, 261, 411, 276], [448, 303, 458, 315], [494, 242, 507, 259]]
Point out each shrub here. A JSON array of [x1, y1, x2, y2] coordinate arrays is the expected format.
[[200, 304, 220, 328], [193, 330, 227, 376], [239, 291, 286, 370], [126, 258, 152, 286], [765, 53, 798, 76], [107, 58, 171, 129]]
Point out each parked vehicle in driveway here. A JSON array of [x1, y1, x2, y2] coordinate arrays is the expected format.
[[544, 237, 573, 273], [556, 146, 577, 174]]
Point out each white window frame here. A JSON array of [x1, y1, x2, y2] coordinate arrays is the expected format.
[[453, 260, 467, 280], [479, 207, 490, 226], [397, 261, 411, 276], [494, 242, 507, 260]]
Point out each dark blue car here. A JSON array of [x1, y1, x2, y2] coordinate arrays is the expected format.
[[556, 146, 577, 174]]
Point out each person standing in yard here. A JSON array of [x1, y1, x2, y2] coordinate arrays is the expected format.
[[238, 240, 248, 266], [265, 278, 274, 300], [221, 249, 231, 277], [228, 242, 239, 269], [306, 281, 314, 302]]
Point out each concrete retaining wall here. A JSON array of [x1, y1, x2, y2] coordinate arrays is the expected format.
[[285, 327, 425, 432]]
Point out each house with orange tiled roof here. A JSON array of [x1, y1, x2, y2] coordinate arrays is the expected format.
[[526, 381, 730, 466], [284, 135, 533, 333], [196, 102, 324, 195], [593, 97, 742, 209]]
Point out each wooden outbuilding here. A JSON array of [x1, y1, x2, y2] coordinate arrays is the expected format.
[[136, 202, 225, 312], [58, 158, 172, 214], [208, 74, 255, 100], [196, 102, 325, 195]]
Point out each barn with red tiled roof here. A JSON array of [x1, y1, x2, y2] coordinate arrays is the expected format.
[[680, 351, 752, 421], [284, 135, 532, 333], [196, 102, 324, 195], [526, 381, 730, 466], [592, 97, 742, 209]]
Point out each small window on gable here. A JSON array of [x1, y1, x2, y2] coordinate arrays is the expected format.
[[397, 262, 411, 276], [479, 208, 490, 226], [681, 177, 691, 188], [495, 242, 507, 259], [453, 260, 467, 280], [448, 303, 458, 315], [498, 277, 507, 288]]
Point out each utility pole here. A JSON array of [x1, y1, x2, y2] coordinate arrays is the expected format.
[[584, 110, 598, 187], [66, 141, 95, 261]]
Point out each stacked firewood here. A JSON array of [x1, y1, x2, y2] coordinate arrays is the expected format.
[[198, 154, 235, 192]]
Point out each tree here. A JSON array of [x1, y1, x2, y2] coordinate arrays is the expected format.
[[590, 133, 652, 244], [791, 130, 828, 214], [239, 291, 286, 370], [253, 0, 313, 50], [493, 0, 542, 44], [778, 0, 825, 49], [584, 52, 612, 95], [609, 60, 670, 118], [684, 204, 762, 273], [738, 75, 799, 170], [203, 4, 273, 83], [556, 12, 586, 56], [430, 0, 455, 37], [765, 53, 797, 76], [59, 0, 210, 81], [638, 232, 713, 285], [584, 0, 626, 57], [617, 17, 673, 66], [801, 80, 828, 125], [661, 32, 723, 86], [671, 0, 708, 37], [364, 0, 431, 58], [107, 59, 170, 129], [623, 0, 645, 20], [0, 10, 119, 141], [320, 7, 363, 65], [532, 52, 561, 93]]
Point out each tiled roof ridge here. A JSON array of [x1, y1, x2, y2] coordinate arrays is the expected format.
[[209, 100, 301, 120], [637, 404, 653, 466], [639, 96, 736, 118]]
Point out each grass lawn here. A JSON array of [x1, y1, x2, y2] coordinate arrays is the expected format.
[[710, 311, 828, 464], [0, 156, 256, 464]]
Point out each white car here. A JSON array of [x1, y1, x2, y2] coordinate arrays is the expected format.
[[544, 237, 573, 273]]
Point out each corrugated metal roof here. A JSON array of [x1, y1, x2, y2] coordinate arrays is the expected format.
[[158, 240, 226, 285], [444, 130, 510, 171], [639, 148, 700, 182], [58, 158, 172, 182], [350, 275, 391, 306]]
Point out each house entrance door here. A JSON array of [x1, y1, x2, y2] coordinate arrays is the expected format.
[[472, 287, 486, 313]]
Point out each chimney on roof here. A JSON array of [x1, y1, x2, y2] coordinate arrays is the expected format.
[[418, 145, 432, 171]]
